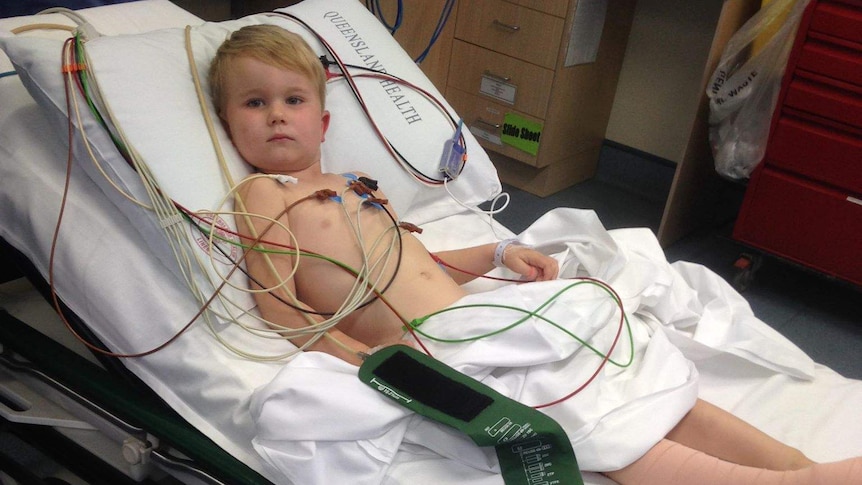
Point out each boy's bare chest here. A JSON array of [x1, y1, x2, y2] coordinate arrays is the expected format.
[[287, 186, 397, 263], [285, 185, 404, 315]]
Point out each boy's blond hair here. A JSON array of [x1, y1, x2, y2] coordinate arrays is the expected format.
[[209, 24, 327, 114]]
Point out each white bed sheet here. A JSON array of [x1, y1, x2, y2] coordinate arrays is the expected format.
[[2, 2, 861, 485]]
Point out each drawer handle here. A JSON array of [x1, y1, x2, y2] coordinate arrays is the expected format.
[[848, 196, 862, 207], [475, 118, 501, 130], [483, 70, 511, 83], [492, 19, 521, 32]]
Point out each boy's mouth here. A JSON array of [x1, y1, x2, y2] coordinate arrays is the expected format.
[[268, 134, 293, 142]]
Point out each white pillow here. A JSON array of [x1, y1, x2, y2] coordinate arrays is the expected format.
[[1, 0, 500, 311]]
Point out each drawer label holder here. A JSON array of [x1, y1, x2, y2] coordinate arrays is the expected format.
[[481, 73, 518, 105]]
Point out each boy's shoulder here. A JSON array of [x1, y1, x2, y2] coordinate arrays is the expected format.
[[235, 174, 299, 213]]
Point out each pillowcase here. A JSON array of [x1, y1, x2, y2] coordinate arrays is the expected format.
[[2, 0, 499, 224]]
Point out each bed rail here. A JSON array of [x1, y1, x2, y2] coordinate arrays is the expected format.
[[0, 309, 272, 485]]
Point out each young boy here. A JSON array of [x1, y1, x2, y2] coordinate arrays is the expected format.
[[209, 24, 859, 484], [208, 24, 559, 365]]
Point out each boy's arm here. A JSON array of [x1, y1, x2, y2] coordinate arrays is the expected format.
[[236, 179, 369, 365], [434, 242, 559, 285]]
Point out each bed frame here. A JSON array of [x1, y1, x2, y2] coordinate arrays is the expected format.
[[0, 237, 272, 485]]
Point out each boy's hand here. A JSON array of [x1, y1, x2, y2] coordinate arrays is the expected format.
[[503, 246, 559, 281]]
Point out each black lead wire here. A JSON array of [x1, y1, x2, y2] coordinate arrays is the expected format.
[[267, 10, 467, 183]]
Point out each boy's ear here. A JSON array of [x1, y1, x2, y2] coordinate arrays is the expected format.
[[218, 113, 232, 140], [320, 110, 331, 142]]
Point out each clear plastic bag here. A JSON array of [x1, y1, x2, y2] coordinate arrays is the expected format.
[[707, 0, 811, 179]]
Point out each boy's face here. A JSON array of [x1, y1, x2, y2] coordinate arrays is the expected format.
[[220, 56, 329, 174]]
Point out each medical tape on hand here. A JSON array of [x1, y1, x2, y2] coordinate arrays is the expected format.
[[359, 345, 584, 485]]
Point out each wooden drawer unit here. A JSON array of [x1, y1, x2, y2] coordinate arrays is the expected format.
[[444, 0, 635, 196], [735, 0, 862, 287]]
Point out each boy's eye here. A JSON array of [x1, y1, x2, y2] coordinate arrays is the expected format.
[[287, 96, 303, 105], [246, 98, 264, 108]]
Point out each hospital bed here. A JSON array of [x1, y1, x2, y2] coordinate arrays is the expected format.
[[1, 1, 861, 484]]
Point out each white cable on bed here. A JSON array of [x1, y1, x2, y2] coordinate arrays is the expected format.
[[10, 23, 75, 35], [59, 24, 420, 362], [71, 36, 233, 349], [202, 180, 343, 334], [36, 7, 101, 41], [190, 190, 406, 360], [61, 40, 154, 212], [181, 26, 374, 356], [200, 178, 406, 350], [444, 178, 511, 240], [36, 7, 89, 26], [67, 25, 408, 361], [69, 35, 273, 358], [178, 25, 339, 346]]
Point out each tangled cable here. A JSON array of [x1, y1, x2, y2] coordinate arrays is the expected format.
[[46, 18, 636, 408]]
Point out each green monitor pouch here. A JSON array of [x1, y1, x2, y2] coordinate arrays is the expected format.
[[359, 345, 584, 485]]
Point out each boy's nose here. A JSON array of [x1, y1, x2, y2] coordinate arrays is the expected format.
[[269, 107, 286, 125]]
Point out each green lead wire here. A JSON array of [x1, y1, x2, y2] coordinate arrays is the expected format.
[[183, 208, 635, 369], [72, 34, 129, 158], [409, 280, 635, 368]]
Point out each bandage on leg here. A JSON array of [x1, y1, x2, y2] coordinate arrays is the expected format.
[[665, 399, 814, 471], [606, 439, 862, 485]]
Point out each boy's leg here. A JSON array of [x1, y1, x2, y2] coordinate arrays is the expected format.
[[664, 399, 812, 470], [605, 439, 862, 485]]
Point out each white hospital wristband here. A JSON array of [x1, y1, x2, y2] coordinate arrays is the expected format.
[[493, 238, 524, 267]]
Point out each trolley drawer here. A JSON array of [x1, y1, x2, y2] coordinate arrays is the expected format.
[[783, 70, 862, 128], [766, 110, 862, 192], [809, 0, 862, 45], [797, 33, 862, 88], [734, 167, 862, 286]]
